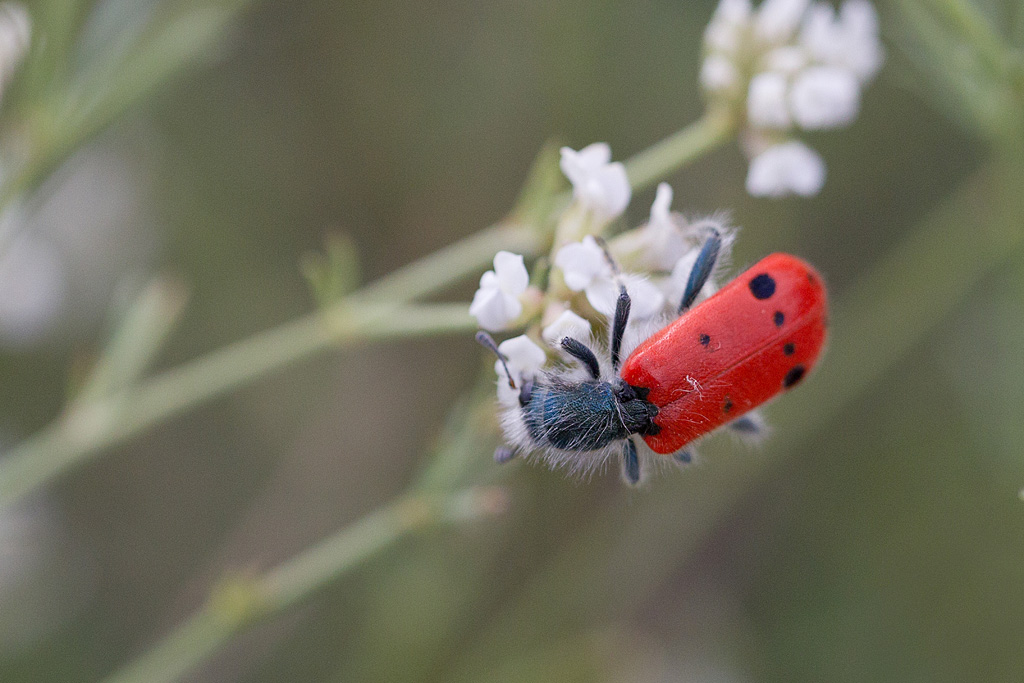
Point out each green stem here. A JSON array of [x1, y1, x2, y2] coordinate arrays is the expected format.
[[0, 114, 732, 506], [0, 303, 475, 506], [101, 488, 506, 683], [623, 109, 735, 190]]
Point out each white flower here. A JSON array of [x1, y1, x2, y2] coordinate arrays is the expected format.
[[790, 66, 860, 129], [559, 144, 631, 221], [542, 310, 592, 347], [747, 71, 792, 129], [760, 46, 808, 75], [800, 0, 884, 82], [746, 141, 826, 197], [469, 251, 529, 331], [584, 274, 665, 320], [555, 236, 608, 291], [705, 0, 751, 53], [754, 0, 811, 44], [636, 183, 690, 271], [700, 54, 740, 91], [494, 334, 547, 405]]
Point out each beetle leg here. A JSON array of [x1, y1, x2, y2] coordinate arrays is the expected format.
[[621, 438, 641, 485], [673, 448, 695, 465], [728, 410, 768, 441], [678, 227, 723, 314], [494, 445, 517, 463]]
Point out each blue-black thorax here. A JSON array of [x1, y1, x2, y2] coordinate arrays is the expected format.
[[522, 379, 659, 451]]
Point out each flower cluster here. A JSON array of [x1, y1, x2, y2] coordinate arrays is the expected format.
[[471, 144, 732, 410], [701, 0, 884, 197]]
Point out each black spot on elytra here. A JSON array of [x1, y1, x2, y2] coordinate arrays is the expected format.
[[773, 311, 785, 327], [783, 342, 795, 356], [749, 273, 776, 299], [723, 396, 734, 413], [699, 333, 710, 347], [783, 365, 806, 388]]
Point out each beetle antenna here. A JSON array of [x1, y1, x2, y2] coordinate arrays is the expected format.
[[475, 331, 516, 389], [592, 236, 632, 372], [678, 226, 722, 314], [561, 337, 601, 380]]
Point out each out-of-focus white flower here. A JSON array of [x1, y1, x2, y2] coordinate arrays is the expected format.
[[494, 334, 546, 406], [0, 233, 67, 346], [801, 0, 884, 81], [754, 0, 810, 43], [542, 309, 592, 347], [584, 274, 665, 320], [746, 141, 826, 197], [747, 72, 791, 129], [700, 55, 740, 92], [469, 251, 529, 331], [555, 236, 608, 292], [702, 0, 883, 198], [789, 65, 860, 129], [559, 144, 631, 221]]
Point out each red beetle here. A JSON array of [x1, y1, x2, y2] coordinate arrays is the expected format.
[[621, 252, 827, 455], [477, 230, 828, 484]]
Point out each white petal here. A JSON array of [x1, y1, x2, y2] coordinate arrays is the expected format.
[[746, 141, 826, 198], [790, 66, 861, 129], [492, 251, 529, 294], [497, 334, 547, 377], [715, 0, 753, 24], [800, 0, 884, 81], [470, 286, 522, 331], [760, 46, 808, 75], [650, 183, 673, 225], [748, 71, 792, 129], [559, 144, 631, 220], [585, 275, 665, 319], [700, 55, 740, 91], [542, 310, 593, 347], [755, 0, 811, 44], [554, 236, 608, 291]]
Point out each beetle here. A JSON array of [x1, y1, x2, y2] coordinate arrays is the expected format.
[[477, 229, 828, 484]]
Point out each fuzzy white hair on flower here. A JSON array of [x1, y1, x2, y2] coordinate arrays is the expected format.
[[494, 334, 547, 406], [542, 310, 592, 348], [559, 143, 631, 221], [469, 251, 529, 331], [746, 140, 826, 197]]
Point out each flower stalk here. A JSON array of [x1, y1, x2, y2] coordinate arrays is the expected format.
[[0, 113, 732, 507], [101, 486, 508, 683]]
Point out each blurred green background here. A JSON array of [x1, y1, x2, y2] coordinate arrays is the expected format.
[[1, 0, 1022, 681]]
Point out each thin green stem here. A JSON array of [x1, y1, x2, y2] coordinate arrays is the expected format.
[[0, 113, 732, 506], [623, 109, 735, 190], [101, 487, 506, 683], [0, 303, 475, 506]]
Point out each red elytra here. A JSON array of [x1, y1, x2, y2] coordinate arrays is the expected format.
[[621, 253, 827, 455]]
